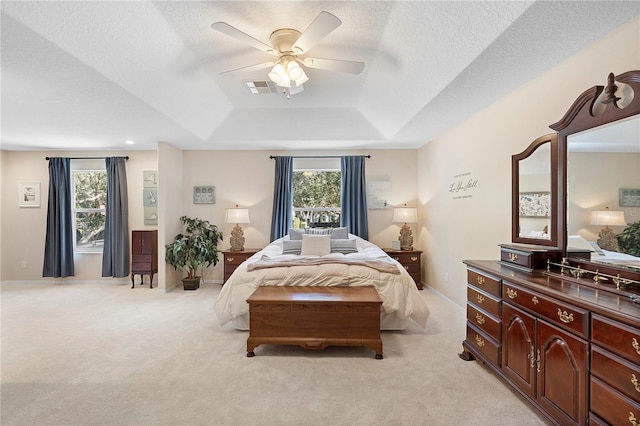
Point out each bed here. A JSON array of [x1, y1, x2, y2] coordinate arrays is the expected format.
[[568, 234, 640, 270], [213, 232, 430, 330]]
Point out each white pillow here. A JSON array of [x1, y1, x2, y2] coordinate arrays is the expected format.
[[567, 235, 594, 252], [301, 235, 331, 256]]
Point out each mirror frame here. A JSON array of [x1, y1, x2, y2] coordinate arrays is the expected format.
[[512, 133, 558, 247], [550, 70, 640, 279]]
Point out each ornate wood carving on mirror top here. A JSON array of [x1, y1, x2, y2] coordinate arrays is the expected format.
[[549, 70, 640, 289]]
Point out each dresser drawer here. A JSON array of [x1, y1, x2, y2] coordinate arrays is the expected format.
[[592, 345, 640, 403], [132, 263, 152, 272], [502, 282, 588, 339], [400, 263, 420, 274], [592, 315, 640, 364], [467, 286, 501, 318], [225, 253, 251, 266], [466, 323, 500, 366], [132, 255, 152, 264], [388, 252, 421, 264], [467, 303, 501, 341], [467, 269, 501, 298], [591, 376, 640, 426], [499, 244, 562, 272]]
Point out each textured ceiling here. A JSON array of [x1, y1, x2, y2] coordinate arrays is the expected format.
[[1, 1, 639, 151]]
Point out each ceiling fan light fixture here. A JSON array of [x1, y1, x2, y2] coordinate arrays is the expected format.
[[287, 60, 304, 81], [294, 70, 309, 86], [268, 63, 286, 86]]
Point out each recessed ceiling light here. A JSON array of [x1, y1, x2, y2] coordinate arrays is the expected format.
[[125, 140, 134, 145]]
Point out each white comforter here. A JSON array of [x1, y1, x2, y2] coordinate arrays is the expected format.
[[213, 235, 429, 328]]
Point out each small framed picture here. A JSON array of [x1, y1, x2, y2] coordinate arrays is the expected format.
[[391, 240, 401, 251], [19, 182, 40, 208], [193, 186, 215, 204], [620, 188, 640, 207]]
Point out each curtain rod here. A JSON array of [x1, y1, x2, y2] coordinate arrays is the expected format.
[[269, 155, 371, 159], [45, 156, 129, 160]]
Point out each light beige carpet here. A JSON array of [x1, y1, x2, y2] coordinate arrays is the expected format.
[[1, 282, 550, 425]]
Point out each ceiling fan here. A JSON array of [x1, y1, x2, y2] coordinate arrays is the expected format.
[[211, 11, 365, 97]]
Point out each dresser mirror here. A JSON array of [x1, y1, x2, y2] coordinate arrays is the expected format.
[[511, 133, 558, 247], [552, 70, 640, 282]]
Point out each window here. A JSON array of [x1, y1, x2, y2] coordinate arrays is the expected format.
[[72, 170, 107, 252], [292, 158, 341, 228]]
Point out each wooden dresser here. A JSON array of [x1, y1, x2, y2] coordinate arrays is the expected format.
[[131, 230, 158, 289], [222, 249, 259, 284], [384, 249, 423, 289], [461, 259, 640, 425]]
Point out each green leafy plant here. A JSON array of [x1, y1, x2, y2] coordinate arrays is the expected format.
[[617, 221, 640, 257], [165, 216, 223, 279]]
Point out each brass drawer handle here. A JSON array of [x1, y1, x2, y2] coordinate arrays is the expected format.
[[410, 256, 418, 262], [630, 412, 638, 426], [475, 313, 485, 325], [393, 257, 400, 261], [529, 345, 535, 369], [227, 257, 234, 262], [632, 374, 640, 393], [536, 349, 541, 373], [476, 294, 485, 304], [532, 296, 539, 305], [506, 288, 517, 299], [633, 338, 640, 355], [477, 275, 485, 285], [475, 335, 485, 347], [404, 266, 409, 270], [509, 253, 518, 261], [557, 309, 574, 324]]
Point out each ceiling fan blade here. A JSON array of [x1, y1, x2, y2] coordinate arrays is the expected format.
[[220, 61, 275, 76], [292, 11, 342, 54], [211, 22, 277, 56], [302, 57, 365, 74]]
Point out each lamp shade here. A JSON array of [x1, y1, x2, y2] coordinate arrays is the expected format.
[[590, 209, 626, 226], [225, 207, 250, 224], [392, 207, 418, 223]]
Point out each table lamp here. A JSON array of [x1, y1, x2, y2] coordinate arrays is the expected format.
[[225, 205, 250, 251], [590, 207, 626, 251], [392, 205, 418, 251]]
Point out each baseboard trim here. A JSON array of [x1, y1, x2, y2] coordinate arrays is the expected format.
[[422, 283, 465, 314]]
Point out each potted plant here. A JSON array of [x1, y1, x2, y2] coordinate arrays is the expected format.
[[617, 221, 640, 257], [165, 216, 223, 290]]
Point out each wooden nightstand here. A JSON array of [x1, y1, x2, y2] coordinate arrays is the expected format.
[[222, 249, 260, 284], [383, 249, 423, 289]]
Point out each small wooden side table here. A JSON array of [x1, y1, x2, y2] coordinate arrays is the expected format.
[[383, 249, 423, 289], [222, 249, 260, 284]]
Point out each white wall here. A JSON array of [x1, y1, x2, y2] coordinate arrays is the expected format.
[[0, 147, 417, 286], [417, 16, 640, 307], [568, 152, 640, 241], [1, 150, 157, 283]]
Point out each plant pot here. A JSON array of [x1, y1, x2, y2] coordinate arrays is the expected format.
[[182, 277, 200, 291]]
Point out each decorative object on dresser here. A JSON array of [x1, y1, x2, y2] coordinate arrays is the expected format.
[[224, 205, 250, 251], [165, 216, 223, 290], [246, 286, 383, 359], [392, 205, 418, 250], [590, 207, 627, 252], [131, 230, 158, 289], [383, 248, 423, 289], [222, 249, 259, 284], [462, 70, 640, 426]]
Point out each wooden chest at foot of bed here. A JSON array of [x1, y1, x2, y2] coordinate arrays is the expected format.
[[246, 286, 384, 359]]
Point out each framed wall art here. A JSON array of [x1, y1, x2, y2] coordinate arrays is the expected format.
[[18, 181, 40, 208], [193, 186, 215, 204], [519, 191, 551, 218], [620, 188, 640, 207]]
